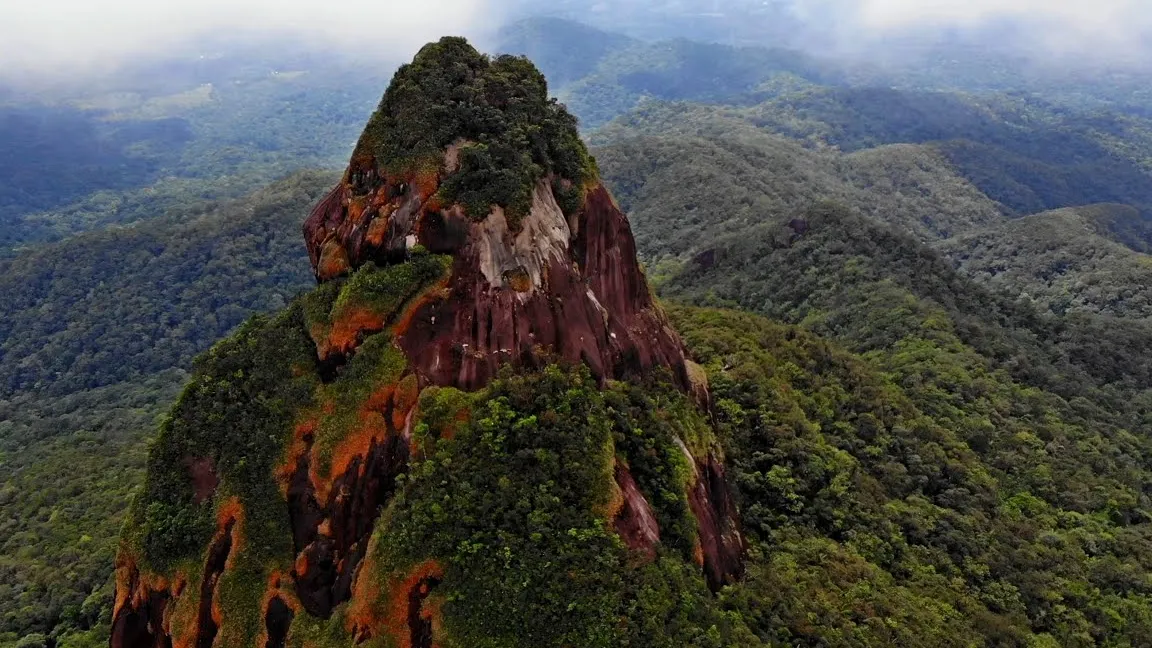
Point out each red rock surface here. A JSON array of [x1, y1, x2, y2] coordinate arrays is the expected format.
[[302, 156, 688, 391], [301, 147, 745, 588], [113, 44, 746, 648], [685, 452, 747, 590], [613, 463, 661, 555]]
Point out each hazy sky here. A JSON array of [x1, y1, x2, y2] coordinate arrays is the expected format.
[[0, 0, 498, 76], [0, 0, 1148, 78], [851, 0, 1136, 26], [810, 0, 1152, 60], [853, 0, 1149, 41]]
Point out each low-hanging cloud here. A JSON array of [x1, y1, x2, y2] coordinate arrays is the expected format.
[[0, 0, 496, 79], [851, 0, 1134, 25], [2, 0, 1151, 82], [800, 0, 1152, 61]]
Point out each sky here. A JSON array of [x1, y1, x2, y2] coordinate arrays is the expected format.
[[0, 0, 1149, 80], [0, 0, 500, 78], [844, 0, 1152, 51]]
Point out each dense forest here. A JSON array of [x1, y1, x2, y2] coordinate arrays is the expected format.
[[0, 173, 329, 646], [6, 15, 1152, 648], [0, 45, 386, 255]]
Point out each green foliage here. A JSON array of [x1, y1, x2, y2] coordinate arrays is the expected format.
[[356, 37, 597, 220], [376, 364, 622, 645], [0, 106, 190, 242], [605, 379, 704, 557], [939, 206, 1152, 319], [665, 274, 1152, 645], [370, 364, 742, 647], [13, 18, 1152, 648], [332, 254, 452, 318], [131, 303, 318, 571], [0, 171, 331, 641], [0, 171, 330, 399], [592, 120, 1003, 256]]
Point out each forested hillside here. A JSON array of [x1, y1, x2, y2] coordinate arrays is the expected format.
[[511, 18, 1152, 251], [0, 172, 330, 645], [0, 46, 386, 254], [7, 15, 1152, 648], [940, 205, 1152, 320], [597, 120, 1152, 644]]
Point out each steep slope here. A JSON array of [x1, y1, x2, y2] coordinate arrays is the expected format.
[[670, 306, 1152, 646], [111, 39, 745, 648], [0, 171, 330, 644]]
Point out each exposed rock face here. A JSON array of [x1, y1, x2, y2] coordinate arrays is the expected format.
[[686, 453, 747, 590], [303, 169, 688, 391], [112, 37, 746, 648], [612, 463, 661, 555], [287, 431, 409, 617]]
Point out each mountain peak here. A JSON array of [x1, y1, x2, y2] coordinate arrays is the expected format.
[[303, 37, 687, 391], [110, 40, 744, 648], [351, 36, 594, 227]]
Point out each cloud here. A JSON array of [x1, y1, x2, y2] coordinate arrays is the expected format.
[[772, 0, 1152, 65], [825, 0, 1151, 52], [853, 0, 1133, 26], [0, 0, 496, 78]]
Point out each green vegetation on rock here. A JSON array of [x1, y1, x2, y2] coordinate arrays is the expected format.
[[356, 37, 597, 219]]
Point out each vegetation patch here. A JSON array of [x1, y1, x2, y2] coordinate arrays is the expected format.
[[361, 364, 742, 647], [126, 305, 318, 574], [354, 37, 598, 221]]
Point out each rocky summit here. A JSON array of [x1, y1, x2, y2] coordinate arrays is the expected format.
[[110, 38, 743, 648], [301, 36, 686, 391]]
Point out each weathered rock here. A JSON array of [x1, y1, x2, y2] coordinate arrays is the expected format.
[[114, 38, 746, 648], [677, 439, 746, 590], [613, 463, 661, 555], [304, 167, 688, 391]]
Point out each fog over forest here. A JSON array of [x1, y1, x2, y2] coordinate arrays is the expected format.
[[2, 0, 1150, 84]]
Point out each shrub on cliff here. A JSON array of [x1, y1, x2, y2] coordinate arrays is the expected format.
[[356, 37, 597, 219]]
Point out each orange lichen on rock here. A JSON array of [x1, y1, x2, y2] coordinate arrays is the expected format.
[[254, 571, 302, 648], [317, 239, 351, 282], [324, 306, 387, 360], [112, 553, 139, 619], [118, 559, 173, 616], [348, 198, 367, 227], [216, 497, 246, 569], [604, 467, 628, 522], [392, 375, 420, 431], [317, 416, 387, 505], [365, 204, 397, 247], [413, 169, 440, 203], [345, 543, 384, 640], [278, 418, 318, 494], [364, 382, 397, 412], [380, 560, 445, 648], [167, 579, 199, 648], [389, 278, 452, 339], [311, 380, 398, 504]]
